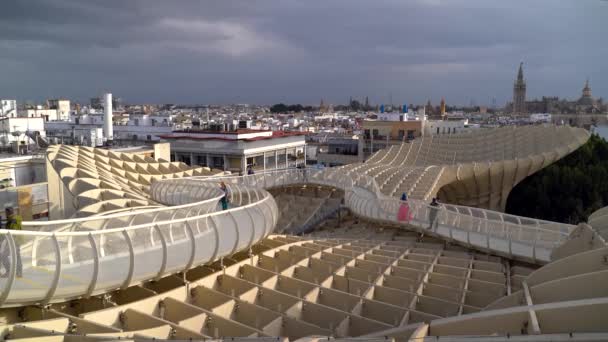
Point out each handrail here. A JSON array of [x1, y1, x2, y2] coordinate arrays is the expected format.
[[21, 190, 223, 228], [216, 168, 573, 242], [0, 177, 278, 307], [0, 167, 576, 307], [341, 165, 571, 230]]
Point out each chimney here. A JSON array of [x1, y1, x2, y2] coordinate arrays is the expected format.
[[103, 93, 113, 142]]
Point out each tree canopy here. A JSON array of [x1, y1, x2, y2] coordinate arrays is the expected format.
[[505, 133, 608, 224], [270, 103, 313, 113]]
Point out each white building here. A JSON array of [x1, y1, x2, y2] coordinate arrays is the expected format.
[[375, 109, 427, 122], [376, 112, 405, 121], [113, 125, 172, 142], [44, 122, 104, 147], [0, 100, 17, 117], [45, 113, 174, 146], [47, 99, 71, 121], [114, 114, 173, 141], [72, 113, 104, 125], [0, 117, 46, 151], [20, 107, 60, 121], [423, 119, 467, 136], [160, 129, 307, 173], [530, 113, 552, 123]]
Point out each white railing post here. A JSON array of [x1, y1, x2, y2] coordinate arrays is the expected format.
[[66, 223, 81, 264], [121, 229, 135, 289], [149, 211, 163, 247], [486, 229, 491, 250], [243, 207, 257, 248], [154, 224, 168, 280], [0, 233, 17, 306], [208, 216, 221, 261], [42, 234, 62, 305], [183, 221, 196, 272], [508, 231, 513, 258], [228, 213, 240, 255], [31, 232, 43, 267], [85, 233, 99, 298], [167, 211, 178, 244]]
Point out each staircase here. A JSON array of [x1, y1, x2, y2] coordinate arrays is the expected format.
[[25, 130, 49, 148]]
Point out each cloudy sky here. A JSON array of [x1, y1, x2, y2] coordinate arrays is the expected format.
[[0, 0, 606, 106]]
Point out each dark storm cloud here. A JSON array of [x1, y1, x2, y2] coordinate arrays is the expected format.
[[0, 0, 606, 105]]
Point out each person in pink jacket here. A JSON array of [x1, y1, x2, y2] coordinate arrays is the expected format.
[[397, 193, 411, 223]]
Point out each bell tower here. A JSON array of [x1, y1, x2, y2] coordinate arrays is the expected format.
[[512, 62, 526, 114]]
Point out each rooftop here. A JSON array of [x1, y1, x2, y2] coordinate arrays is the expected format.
[[0, 125, 603, 341], [159, 129, 306, 142]]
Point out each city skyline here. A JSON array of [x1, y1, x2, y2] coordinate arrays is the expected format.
[[0, 0, 607, 106]]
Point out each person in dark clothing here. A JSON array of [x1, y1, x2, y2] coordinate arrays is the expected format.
[[247, 166, 254, 175], [428, 198, 440, 230], [1, 207, 23, 278], [219, 182, 230, 210], [298, 164, 308, 182]]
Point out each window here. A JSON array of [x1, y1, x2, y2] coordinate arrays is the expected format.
[[147, 135, 152, 141], [453, 127, 456, 133], [179, 155, 190, 165], [436, 127, 440, 134], [213, 156, 224, 167]]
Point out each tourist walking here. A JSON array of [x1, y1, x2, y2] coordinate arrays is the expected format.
[[0, 207, 23, 278], [428, 198, 440, 230], [247, 166, 255, 175], [298, 164, 308, 182], [397, 193, 411, 223], [219, 182, 230, 210]]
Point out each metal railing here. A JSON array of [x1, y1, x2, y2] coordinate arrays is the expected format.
[[0, 180, 277, 307], [342, 165, 573, 233], [197, 168, 574, 261], [0, 167, 575, 307], [194, 168, 574, 249]]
